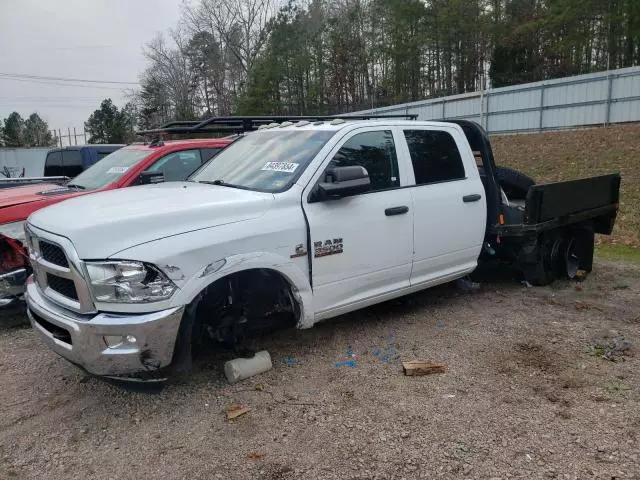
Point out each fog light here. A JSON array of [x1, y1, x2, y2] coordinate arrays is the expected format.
[[103, 335, 138, 349]]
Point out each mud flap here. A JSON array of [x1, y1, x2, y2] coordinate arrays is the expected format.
[[169, 294, 202, 373]]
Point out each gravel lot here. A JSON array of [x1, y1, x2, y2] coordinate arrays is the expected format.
[[1, 260, 639, 480]]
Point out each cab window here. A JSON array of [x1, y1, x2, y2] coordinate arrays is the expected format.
[[146, 149, 203, 182], [324, 130, 399, 192], [201, 147, 222, 163], [62, 150, 83, 178], [44, 151, 63, 177], [403, 130, 465, 184]]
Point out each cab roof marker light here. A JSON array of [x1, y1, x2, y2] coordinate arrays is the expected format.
[[257, 124, 268, 130], [267, 123, 279, 128], [330, 118, 346, 125], [312, 121, 324, 125], [295, 120, 311, 127], [279, 121, 294, 127]]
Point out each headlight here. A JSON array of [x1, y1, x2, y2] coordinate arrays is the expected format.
[[0, 221, 26, 242], [84, 261, 176, 303]]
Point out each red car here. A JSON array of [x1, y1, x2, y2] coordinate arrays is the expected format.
[[0, 137, 232, 309]]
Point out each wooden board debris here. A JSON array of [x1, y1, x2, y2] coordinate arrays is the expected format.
[[226, 405, 250, 420], [402, 360, 446, 376]]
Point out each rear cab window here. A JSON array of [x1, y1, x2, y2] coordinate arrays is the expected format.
[[62, 150, 83, 178], [97, 151, 113, 161], [403, 130, 466, 185], [44, 151, 63, 176]]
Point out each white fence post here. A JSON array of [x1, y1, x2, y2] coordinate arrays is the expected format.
[[538, 83, 545, 132], [605, 73, 614, 126]]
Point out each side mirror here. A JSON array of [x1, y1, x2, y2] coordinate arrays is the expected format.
[[138, 170, 164, 185], [316, 165, 371, 200]]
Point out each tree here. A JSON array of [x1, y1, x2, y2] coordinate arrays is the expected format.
[[134, 0, 640, 120], [24, 113, 54, 147], [2, 112, 25, 147], [142, 32, 200, 121], [84, 99, 134, 144]]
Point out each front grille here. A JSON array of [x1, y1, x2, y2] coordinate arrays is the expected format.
[[40, 241, 69, 268], [47, 274, 78, 300], [30, 310, 72, 345]]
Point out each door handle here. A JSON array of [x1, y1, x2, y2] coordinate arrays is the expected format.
[[463, 194, 482, 203], [385, 206, 409, 216]]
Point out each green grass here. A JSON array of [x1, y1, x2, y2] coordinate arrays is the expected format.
[[595, 244, 640, 263]]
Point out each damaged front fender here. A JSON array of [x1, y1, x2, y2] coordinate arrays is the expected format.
[[171, 251, 314, 329]]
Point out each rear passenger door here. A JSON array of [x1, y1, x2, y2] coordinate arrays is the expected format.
[[401, 127, 486, 286]]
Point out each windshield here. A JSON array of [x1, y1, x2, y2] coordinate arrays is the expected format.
[[190, 130, 335, 192], [67, 148, 150, 190]]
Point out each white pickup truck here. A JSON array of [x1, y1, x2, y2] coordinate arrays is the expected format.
[[24, 116, 620, 382]]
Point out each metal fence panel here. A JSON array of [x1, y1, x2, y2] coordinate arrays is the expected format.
[[0, 148, 49, 177], [352, 65, 640, 134]]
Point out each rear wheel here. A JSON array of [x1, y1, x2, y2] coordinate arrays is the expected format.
[[560, 237, 579, 279], [522, 227, 594, 286], [523, 234, 560, 286]]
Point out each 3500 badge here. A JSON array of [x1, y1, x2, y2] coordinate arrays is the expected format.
[[314, 238, 343, 257]]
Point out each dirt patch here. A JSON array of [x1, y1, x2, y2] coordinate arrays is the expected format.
[[1, 260, 639, 479]]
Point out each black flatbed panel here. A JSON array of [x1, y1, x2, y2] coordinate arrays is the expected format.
[[524, 174, 620, 224]]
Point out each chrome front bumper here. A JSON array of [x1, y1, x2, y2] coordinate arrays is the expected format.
[[0, 268, 27, 307], [25, 277, 184, 378]]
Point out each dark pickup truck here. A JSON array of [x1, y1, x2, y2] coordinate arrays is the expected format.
[[0, 144, 123, 189]]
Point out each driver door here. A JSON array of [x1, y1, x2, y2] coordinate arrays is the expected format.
[[303, 128, 413, 319]]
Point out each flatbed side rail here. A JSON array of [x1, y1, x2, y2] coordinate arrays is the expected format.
[[525, 173, 620, 223], [495, 174, 621, 237]]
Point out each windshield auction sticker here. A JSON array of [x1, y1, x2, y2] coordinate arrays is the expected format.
[[106, 166, 130, 174], [261, 162, 299, 173]]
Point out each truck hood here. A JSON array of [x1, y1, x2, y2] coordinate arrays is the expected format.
[[0, 183, 73, 209], [28, 182, 273, 258]]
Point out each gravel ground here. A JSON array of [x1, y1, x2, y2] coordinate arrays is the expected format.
[[1, 260, 639, 480]]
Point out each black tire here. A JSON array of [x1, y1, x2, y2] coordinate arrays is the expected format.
[[522, 234, 561, 286], [495, 166, 535, 200]]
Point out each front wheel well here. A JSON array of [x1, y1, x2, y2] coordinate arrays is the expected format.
[[171, 268, 300, 372]]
